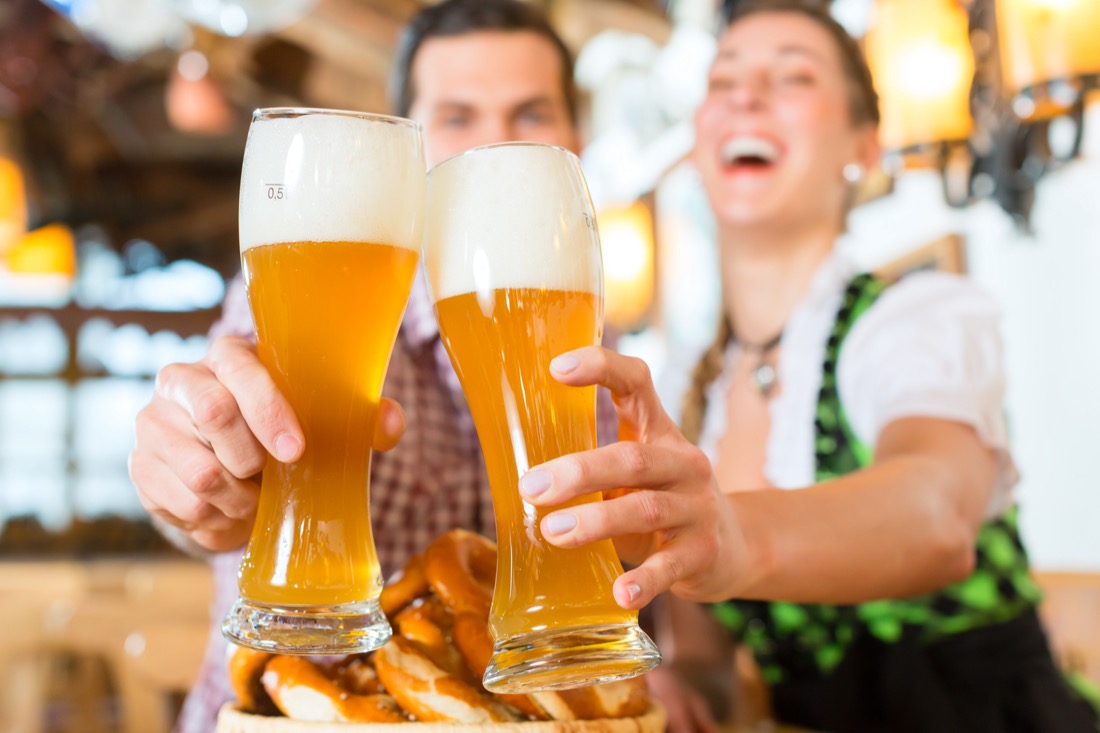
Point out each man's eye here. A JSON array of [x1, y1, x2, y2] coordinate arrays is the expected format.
[[518, 110, 550, 124], [441, 116, 470, 128]]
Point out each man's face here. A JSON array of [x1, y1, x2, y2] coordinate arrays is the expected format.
[[408, 30, 579, 168]]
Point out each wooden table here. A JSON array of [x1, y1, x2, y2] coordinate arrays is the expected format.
[[725, 724, 818, 733], [0, 557, 213, 733]]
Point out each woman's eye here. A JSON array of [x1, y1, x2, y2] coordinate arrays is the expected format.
[[778, 73, 814, 86]]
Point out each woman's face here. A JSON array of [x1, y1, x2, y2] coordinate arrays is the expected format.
[[693, 12, 877, 231]]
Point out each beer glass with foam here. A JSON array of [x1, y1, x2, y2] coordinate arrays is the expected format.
[[222, 108, 425, 654], [423, 143, 661, 693]]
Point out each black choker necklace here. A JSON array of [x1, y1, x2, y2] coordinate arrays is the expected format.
[[732, 328, 783, 398]]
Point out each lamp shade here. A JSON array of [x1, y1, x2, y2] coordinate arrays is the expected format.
[[996, 0, 1100, 94], [598, 201, 655, 331], [6, 224, 76, 277], [865, 0, 975, 151], [0, 156, 27, 255]]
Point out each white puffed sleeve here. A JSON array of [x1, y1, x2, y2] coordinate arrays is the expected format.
[[656, 344, 700, 427], [837, 272, 1018, 516]]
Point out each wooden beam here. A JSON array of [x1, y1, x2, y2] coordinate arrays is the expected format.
[[276, 0, 414, 82], [304, 62, 390, 112], [552, 0, 672, 50]]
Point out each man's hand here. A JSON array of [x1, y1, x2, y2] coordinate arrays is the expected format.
[[129, 335, 406, 552]]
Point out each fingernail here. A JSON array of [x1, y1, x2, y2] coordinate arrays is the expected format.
[[275, 433, 300, 462], [386, 408, 405, 433], [519, 469, 552, 498], [626, 583, 641, 602], [544, 512, 577, 536], [550, 354, 579, 374]]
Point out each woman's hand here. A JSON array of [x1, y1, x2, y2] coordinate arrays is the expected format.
[[646, 667, 720, 733], [517, 346, 750, 609]]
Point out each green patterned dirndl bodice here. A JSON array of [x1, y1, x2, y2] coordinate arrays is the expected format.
[[710, 273, 1042, 686]]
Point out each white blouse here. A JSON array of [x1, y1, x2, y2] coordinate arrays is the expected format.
[[660, 252, 1018, 519]]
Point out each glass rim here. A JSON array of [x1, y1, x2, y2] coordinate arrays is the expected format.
[[251, 107, 421, 131], [430, 140, 580, 172]]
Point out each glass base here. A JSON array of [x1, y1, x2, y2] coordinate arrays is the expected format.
[[482, 623, 661, 694], [221, 597, 392, 655]]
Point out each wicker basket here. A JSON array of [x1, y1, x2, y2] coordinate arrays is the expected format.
[[216, 703, 667, 733]]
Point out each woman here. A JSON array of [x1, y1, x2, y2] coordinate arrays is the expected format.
[[519, 2, 1100, 730]]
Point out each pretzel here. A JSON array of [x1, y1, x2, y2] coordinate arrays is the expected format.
[[451, 611, 550, 720], [395, 596, 471, 681], [448, 611, 642, 721], [227, 645, 278, 716], [424, 529, 496, 618], [330, 655, 383, 696], [381, 553, 430, 618], [373, 636, 520, 723], [260, 654, 407, 723], [549, 678, 651, 720], [226, 530, 656, 727]]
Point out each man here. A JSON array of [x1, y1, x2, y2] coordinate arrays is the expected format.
[[129, 2, 712, 730], [131, 0, 582, 550]]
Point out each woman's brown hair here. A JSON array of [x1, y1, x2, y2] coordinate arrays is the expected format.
[[725, 0, 880, 127], [680, 1, 880, 444]]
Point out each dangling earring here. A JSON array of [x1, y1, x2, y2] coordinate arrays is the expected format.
[[842, 163, 864, 184]]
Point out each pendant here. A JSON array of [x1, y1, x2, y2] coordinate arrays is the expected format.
[[752, 362, 777, 398]]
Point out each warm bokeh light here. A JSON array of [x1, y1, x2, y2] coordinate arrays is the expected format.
[[165, 50, 233, 136], [865, 0, 975, 150], [997, 0, 1100, 95], [0, 156, 27, 255], [598, 201, 655, 331], [6, 223, 77, 277]]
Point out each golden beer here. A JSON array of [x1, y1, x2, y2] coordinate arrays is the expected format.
[[239, 240, 418, 606], [224, 108, 425, 654], [424, 142, 660, 693], [435, 287, 636, 639]]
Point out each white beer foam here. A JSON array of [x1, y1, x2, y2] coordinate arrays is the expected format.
[[425, 144, 602, 301], [239, 111, 425, 253]]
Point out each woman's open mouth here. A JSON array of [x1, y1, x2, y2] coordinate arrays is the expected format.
[[719, 135, 782, 175]]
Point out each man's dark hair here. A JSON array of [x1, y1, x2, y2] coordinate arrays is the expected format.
[[389, 0, 578, 124]]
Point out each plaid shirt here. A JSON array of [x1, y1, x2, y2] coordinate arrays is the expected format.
[[176, 269, 619, 733]]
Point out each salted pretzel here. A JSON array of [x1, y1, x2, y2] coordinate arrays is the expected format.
[[226, 529, 656, 727], [260, 654, 408, 723], [449, 611, 645, 721], [395, 596, 471, 681], [449, 611, 549, 720], [381, 553, 430, 618], [373, 635, 521, 723], [329, 655, 383, 696], [451, 611, 493, 681], [227, 645, 278, 716], [426, 531, 635, 722], [424, 529, 496, 618], [545, 678, 651, 721]]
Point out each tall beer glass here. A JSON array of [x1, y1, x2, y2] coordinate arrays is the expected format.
[[223, 108, 425, 654], [423, 143, 660, 693]]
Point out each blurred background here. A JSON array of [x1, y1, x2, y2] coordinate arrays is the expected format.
[[0, 0, 1097, 730]]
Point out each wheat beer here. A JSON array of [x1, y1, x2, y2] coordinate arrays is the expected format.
[[239, 240, 418, 607], [425, 143, 660, 692], [223, 109, 424, 654]]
